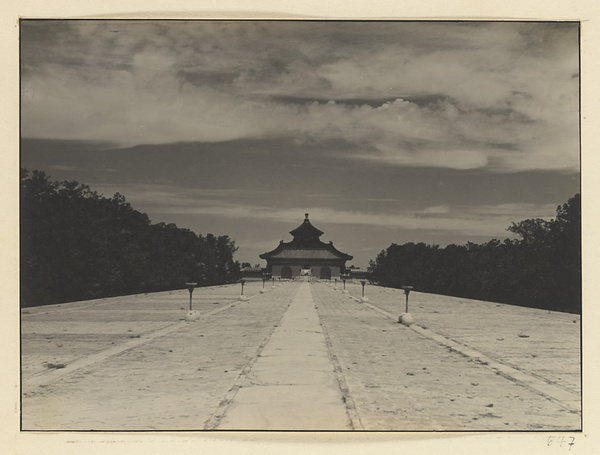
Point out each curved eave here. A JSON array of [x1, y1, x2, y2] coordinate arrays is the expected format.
[[327, 243, 353, 261], [259, 241, 287, 259]]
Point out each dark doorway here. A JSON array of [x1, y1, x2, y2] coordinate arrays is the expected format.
[[319, 266, 331, 280], [281, 266, 292, 279]]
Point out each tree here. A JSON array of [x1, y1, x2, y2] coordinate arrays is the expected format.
[[367, 194, 581, 313], [20, 168, 242, 306]]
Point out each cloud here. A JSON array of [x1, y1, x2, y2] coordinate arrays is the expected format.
[[89, 181, 558, 240], [159, 201, 558, 239], [89, 183, 274, 205], [21, 21, 579, 173], [47, 165, 80, 171], [422, 205, 451, 215]]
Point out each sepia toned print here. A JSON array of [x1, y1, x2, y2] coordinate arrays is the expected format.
[[20, 20, 580, 431]]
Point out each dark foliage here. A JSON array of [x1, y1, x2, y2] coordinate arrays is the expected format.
[[20, 168, 241, 307], [368, 194, 581, 314]]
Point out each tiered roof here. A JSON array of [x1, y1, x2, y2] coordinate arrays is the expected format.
[[260, 214, 353, 261], [289, 213, 324, 245]]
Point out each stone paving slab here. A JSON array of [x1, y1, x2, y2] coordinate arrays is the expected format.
[[247, 357, 337, 386], [217, 385, 350, 430]]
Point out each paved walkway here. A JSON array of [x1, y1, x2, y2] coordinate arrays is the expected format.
[[20, 279, 581, 431], [212, 282, 351, 430]]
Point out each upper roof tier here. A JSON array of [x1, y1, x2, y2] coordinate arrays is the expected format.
[[289, 213, 324, 244]]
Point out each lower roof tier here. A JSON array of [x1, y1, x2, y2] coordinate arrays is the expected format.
[[260, 241, 353, 262]]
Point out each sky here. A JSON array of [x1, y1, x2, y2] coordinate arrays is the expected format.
[[20, 20, 580, 268]]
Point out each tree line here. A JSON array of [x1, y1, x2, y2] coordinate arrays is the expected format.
[[367, 194, 581, 314], [20, 168, 241, 307]]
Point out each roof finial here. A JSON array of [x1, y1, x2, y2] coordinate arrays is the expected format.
[[305, 213, 309, 220]]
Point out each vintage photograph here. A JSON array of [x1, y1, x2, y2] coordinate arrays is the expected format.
[[20, 20, 581, 431]]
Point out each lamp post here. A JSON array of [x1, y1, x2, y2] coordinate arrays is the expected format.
[[260, 275, 267, 294], [239, 279, 249, 301], [402, 286, 413, 312], [186, 282, 197, 311], [360, 280, 369, 302], [185, 282, 199, 322], [341, 273, 349, 294], [399, 286, 414, 326]]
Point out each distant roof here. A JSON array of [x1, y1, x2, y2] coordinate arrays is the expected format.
[[350, 269, 370, 278], [240, 267, 263, 272]]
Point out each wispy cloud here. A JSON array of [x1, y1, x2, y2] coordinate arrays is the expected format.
[[47, 165, 80, 171], [89, 183, 277, 204], [92, 181, 557, 238], [160, 202, 557, 238]]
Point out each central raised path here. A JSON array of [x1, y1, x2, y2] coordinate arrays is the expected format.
[[214, 281, 352, 430]]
